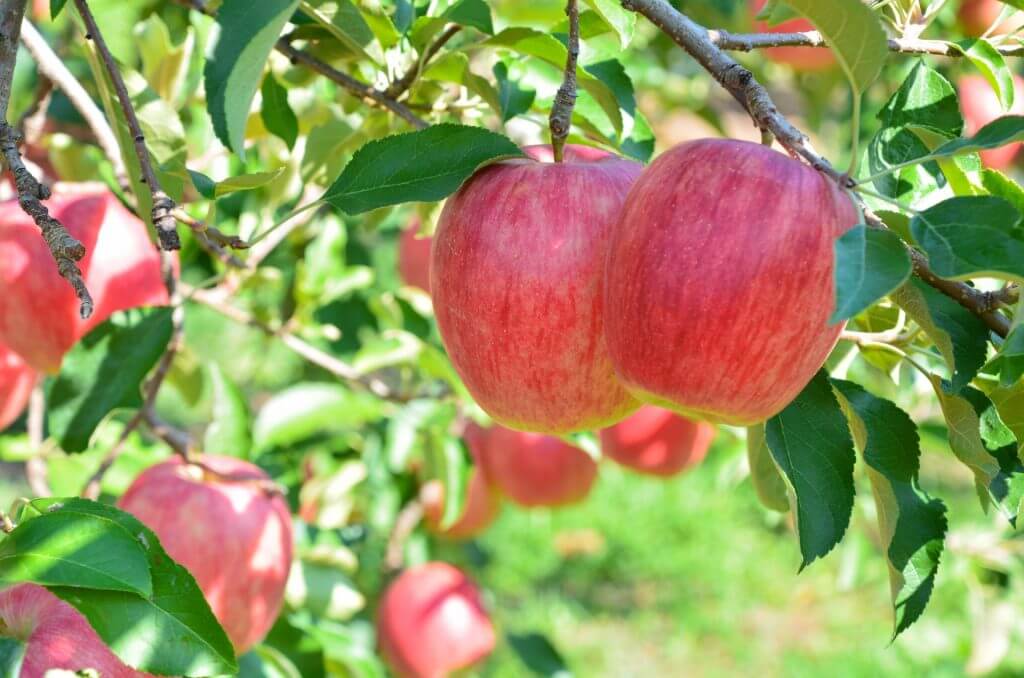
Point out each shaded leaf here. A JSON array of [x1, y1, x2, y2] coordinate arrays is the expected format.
[[831, 225, 912, 322], [204, 363, 252, 459], [261, 74, 299, 150], [746, 424, 790, 512]]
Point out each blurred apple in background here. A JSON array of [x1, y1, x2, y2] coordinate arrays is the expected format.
[[476, 424, 598, 507], [0, 344, 35, 431], [958, 0, 1024, 36], [601, 406, 716, 477], [118, 455, 293, 653], [398, 217, 432, 292], [421, 424, 503, 539], [750, 0, 835, 71], [959, 74, 1024, 170], [377, 562, 496, 678]]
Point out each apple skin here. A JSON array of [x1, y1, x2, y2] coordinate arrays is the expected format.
[[117, 455, 293, 653], [377, 562, 495, 678], [600, 406, 716, 477], [959, 74, 1024, 170], [421, 424, 502, 539], [432, 144, 642, 434], [958, 0, 1024, 35], [0, 190, 168, 374], [0, 345, 35, 432], [398, 218, 433, 292], [750, 0, 835, 71], [476, 424, 598, 507], [604, 139, 857, 426], [0, 583, 150, 677]]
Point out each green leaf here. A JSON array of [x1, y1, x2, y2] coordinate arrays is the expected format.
[[254, 383, 386, 449], [430, 436, 470, 531], [261, 74, 299, 150], [831, 225, 912, 322], [189, 169, 217, 200], [989, 381, 1024, 462], [992, 325, 1024, 387], [0, 509, 152, 596], [891, 279, 990, 394], [782, 0, 887, 93], [0, 638, 24, 677], [203, 363, 252, 459], [486, 28, 623, 134], [239, 645, 304, 678], [910, 196, 1024, 282], [285, 560, 365, 622], [215, 168, 287, 197], [764, 371, 856, 570], [298, 0, 380, 64], [832, 380, 947, 637], [507, 632, 572, 678], [442, 0, 494, 34], [953, 39, 1015, 111], [50, 0, 68, 19], [322, 124, 523, 214], [47, 308, 173, 453], [205, 0, 300, 157], [38, 499, 237, 675], [931, 115, 1024, 160], [982, 169, 1024, 215], [746, 424, 790, 512], [583, 0, 635, 48], [135, 14, 195, 108], [493, 62, 536, 123]]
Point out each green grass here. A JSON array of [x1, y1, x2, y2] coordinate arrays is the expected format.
[[434, 434, 1005, 677]]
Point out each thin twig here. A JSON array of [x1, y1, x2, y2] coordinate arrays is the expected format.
[[72, 0, 180, 250], [276, 40, 427, 129], [708, 29, 1024, 58], [19, 19, 128, 191], [387, 25, 462, 99], [549, 0, 579, 162]]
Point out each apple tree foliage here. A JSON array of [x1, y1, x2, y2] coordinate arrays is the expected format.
[[1, 0, 1024, 674]]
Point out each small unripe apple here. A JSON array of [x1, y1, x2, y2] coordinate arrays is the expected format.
[[600, 406, 716, 477], [432, 145, 642, 434], [477, 424, 598, 507], [377, 562, 495, 678], [605, 139, 857, 426], [0, 583, 149, 677], [958, 0, 1024, 35], [750, 0, 835, 71], [0, 344, 35, 431], [398, 218, 432, 292], [0, 190, 168, 373], [117, 455, 293, 653], [421, 425, 502, 539], [959, 74, 1024, 170]]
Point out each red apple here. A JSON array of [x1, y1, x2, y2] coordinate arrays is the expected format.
[[432, 145, 642, 434], [0, 190, 168, 374], [959, 0, 1024, 35], [959, 74, 1024, 170], [377, 562, 495, 678], [0, 583, 149, 677], [604, 139, 857, 426], [117, 455, 293, 653], [751, 0, 835, 71], [0, 344, 35, 431], [600, 406, 716, 477], [398, 217, 433, 292], [477, 424, 598, 507], [421, 424, 502, 538]]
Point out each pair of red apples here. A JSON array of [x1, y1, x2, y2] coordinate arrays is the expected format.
[[423, 139, 856, 438]]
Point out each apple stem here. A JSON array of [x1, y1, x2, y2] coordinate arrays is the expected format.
[[549, 0, 579, 163]]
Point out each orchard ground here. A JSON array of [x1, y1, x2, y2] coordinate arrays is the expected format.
[[0, 433, 994, 676]]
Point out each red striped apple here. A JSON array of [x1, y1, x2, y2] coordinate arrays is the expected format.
[[605, 139, 857, 426], [377, 562, 495, 678], [600, 406, 716, 477], [751, 0, 835, 71], [0, 583, 149, 677], [432, 145, 642, 434], [0, 345, 35, 431], [0, 190, 168, 373], [117, 455, 292, 653], [477, 424, 598, 507], [398, 217, 432, 292], [421, 425, 502, 539], [959, 74, 1024, 170]]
